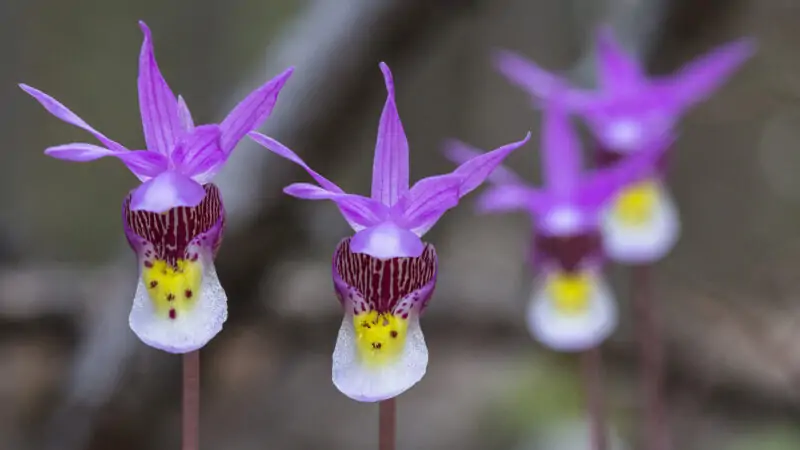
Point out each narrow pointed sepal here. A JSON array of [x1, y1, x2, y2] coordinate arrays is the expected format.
[[527, 268, 617, 352], [600, 178, 680, 263], [123, 184, 227, 353], [331, 238, 437, 401]]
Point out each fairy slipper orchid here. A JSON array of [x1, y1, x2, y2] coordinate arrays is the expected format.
[[21, 21, 293, 353], [444, 100, 672, 351], [493, 27, 754, 263], [249, 62, 530, 401]]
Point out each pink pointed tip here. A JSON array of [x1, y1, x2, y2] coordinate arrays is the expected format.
[[274, 66, 295, 86], [138, 20, 151, 36], [379, 62, 395, 96]]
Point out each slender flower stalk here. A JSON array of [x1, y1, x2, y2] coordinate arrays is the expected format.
[[182, 351, 200, 450], [21, 21, 294, 450], [250, 62, 529, 448], [491, 27, 755, 450], [379, 398, 397, 450], [583, 346, 608, 450], [445, 98, 671, 447]]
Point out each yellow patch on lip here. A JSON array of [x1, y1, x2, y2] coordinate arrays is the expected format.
[[546, 271, 592, 315], [612, 179, 658, 226], [142, 259, 201, 320], [353, 311, 409, 367]]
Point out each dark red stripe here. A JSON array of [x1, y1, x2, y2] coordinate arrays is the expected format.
[[334, 238, 436, 314], [124, 183, 224, 265]]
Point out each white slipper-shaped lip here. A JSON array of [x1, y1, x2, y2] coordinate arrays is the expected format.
[[123, 183, 228, 353], [330, 238, 438, 402], [527, 266, 617, 352], [601, 178, 680, 263]]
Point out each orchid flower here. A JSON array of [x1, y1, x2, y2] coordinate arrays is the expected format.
[[444, 100, 673, 351], [494, 27, 754, 263], [21, 21, 293, 353], [249, 62, 530, 401]]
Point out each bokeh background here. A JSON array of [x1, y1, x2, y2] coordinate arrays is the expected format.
[[1, 0, 799, 448]]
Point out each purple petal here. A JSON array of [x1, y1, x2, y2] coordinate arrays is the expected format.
[[138, 21, 182, 156], [219, 67, 294, 155], [177, 95, 195, 132], [19, 84, 127, 152], [283, 183, 385, 229], [45, 143, 168, 181], [541, 100, 582, 196], [578, 133, 675, 207], [442, 139, 524, 185], [667, 37, 756, 111], [350, 222, 425, 259], [170, 124, 224, 184], [493, 50, 596, 110], [595, 26, 645, 92], [129, 170, 206, 213], [475, 184, 551, 215], [371, 62, 409, 206], [248, 132, 343, 193], [494, 49, 567, 101], [401, 174, 462, 236], [452, 133, 531, 197]]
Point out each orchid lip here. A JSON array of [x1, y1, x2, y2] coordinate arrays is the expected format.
[[124, 183, 228, 353], [330, 238, 437, 401]]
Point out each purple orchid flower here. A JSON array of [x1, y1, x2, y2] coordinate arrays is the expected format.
[[493, 26, 754, 263], [444, 100, 673, 351], [21, 21, 293, 353], [248, 62, 530, 401]]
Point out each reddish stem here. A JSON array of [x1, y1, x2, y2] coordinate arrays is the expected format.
[[182, 351, 200, 450], [582, 346, 608, 450], [632, 264, 669, 450], [379, 398, 396, 450]]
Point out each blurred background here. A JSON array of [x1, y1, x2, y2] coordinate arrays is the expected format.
[[1, 0, 798, 448]]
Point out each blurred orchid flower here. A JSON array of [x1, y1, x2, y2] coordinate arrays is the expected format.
[[249, 62, 530, 401], [444, 100, 673, 351], [494, 26, 754, 262], [21, 21, 293, 353]]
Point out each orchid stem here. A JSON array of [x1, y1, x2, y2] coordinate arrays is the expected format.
[[582, 346, 608, 450], [182, 350, 200, 450], [632, 264, 669, 450], [379, 398, 396, 450]]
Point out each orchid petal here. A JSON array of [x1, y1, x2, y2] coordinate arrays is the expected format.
[[177, 95, 195, 132], [19, 84, 127, 152], [129, 170, 206, 212], [283, 183, 384, 229], [219, 67, 294, 155], [138, 21, 182, 156], [248, 132, 343, 193], [494, 49, 568, 102], [451, 132, 531, 197], [350, 222, 425, 259], [442, 139, 524, 185], [667, 37, 756, 111], [578, 134, 675, 207], [170, 124, 224, 184], [44, 143, 168, 181], [371, 62, 409, 206], [401, 174, 462, 236], [541, 99, 582, 196], [595, 26, 645, 91], [475, 184, 549, 215]]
